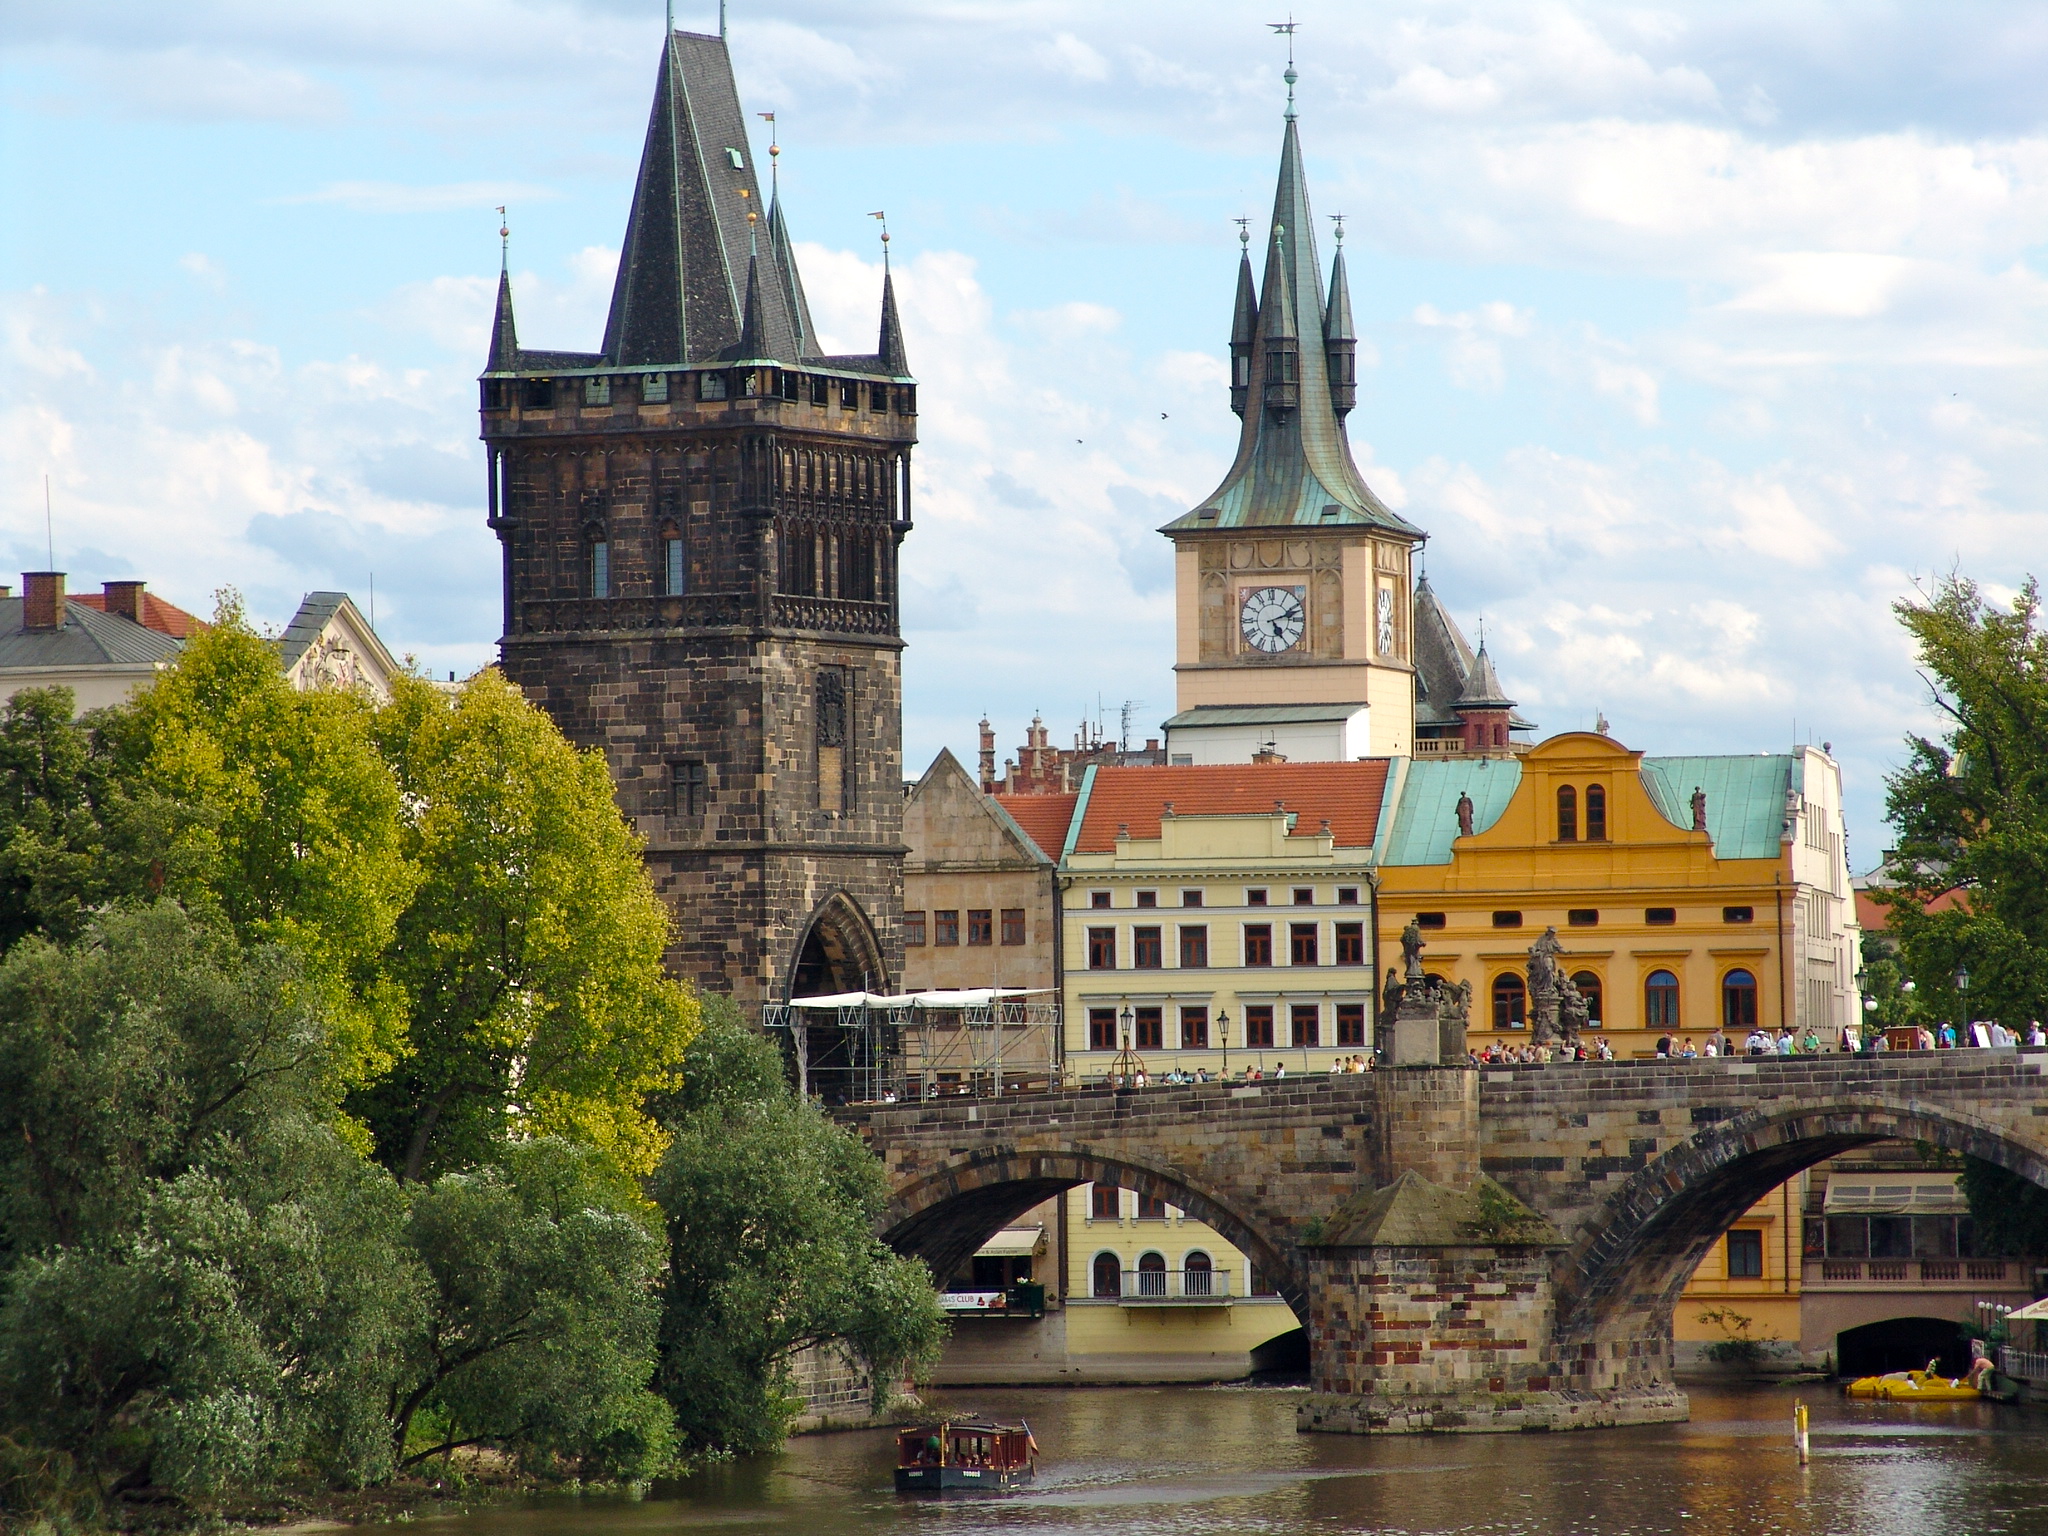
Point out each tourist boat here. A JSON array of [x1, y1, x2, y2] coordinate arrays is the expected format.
[[894, 1416, 1037, 1492], [1844, 1361, 1982, 1402]]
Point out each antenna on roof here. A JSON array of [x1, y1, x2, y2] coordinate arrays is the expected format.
[[496, 205, 508, 273], [869, 210, 890, 271], [43, 474, 54, 569], [1268, 17, 1298, 117], [719, 0, 727, 40], [665, 0, 673, 33]]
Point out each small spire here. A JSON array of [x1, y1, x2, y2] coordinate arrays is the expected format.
[[736, 249, 768, 361], [487, 265, 519, 371], [1260, 224, 1297, 342], [1229, 223, 1258, 417], [878, 266, 908, 376]]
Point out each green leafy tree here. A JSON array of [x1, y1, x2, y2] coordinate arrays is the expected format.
[[650, 1004, 946, 1454], [387, 1138, 674, 1480], [356, 672, 697, 1184], [1960, 1156, 2048, 1258], [1882, 575, 2048, 1027]]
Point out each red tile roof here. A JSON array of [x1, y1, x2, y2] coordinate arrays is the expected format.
[[992, 792, 1079, 861], [1071, 762, 1391, 853], [73, 591, 207, 640], [1856, 886, 1967, 933]]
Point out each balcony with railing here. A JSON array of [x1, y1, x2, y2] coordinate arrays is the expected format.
[[1111, 1266, 1234, 1306], [1805, 1258, 2013, 1288]]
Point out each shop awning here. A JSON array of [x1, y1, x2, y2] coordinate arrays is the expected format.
[[974, 1226, 1045, 1259], [1823, 1174, 1969, 1216]]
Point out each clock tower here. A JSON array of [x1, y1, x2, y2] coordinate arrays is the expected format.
[[1161, 73, 1423, 765]]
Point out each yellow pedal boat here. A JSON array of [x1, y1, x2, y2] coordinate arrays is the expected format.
[[1844, 1360, 1982, 1402]]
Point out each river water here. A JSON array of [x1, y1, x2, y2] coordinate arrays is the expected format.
[[442, 1384, 2048, 1536]]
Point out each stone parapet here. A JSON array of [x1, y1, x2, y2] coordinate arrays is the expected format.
[[1297, 1384, 1688, 1434]]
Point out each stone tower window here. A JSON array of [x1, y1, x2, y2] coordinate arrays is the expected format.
[[817, 666, 850, 813], [588, 534, 610, 599], [662, 525, 686, 596]]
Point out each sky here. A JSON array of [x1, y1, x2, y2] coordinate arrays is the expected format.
[[4, 1, 2047, 864]]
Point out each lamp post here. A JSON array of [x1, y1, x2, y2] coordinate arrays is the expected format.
[[1956, 965, 1971, 1044], [1217, 1009, 1230, 1079], [1111, 1003, 1145, 1089]]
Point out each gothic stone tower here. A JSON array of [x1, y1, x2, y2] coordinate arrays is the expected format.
[[1161, 71, 1426, 765], [479, 29, 913, 1013]]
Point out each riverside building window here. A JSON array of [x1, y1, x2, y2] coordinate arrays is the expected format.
[[1244, 925, 1273, 966], [1290, 924, 1319, 965], [1557, 785, 1577, 841], [967, 910, 993, 946], [1726, 1229, 1764, 1279], [1586, 784, 1607, 841], [1087, 928, 1115, 969], [1133, 926, 1163, 968], [1335, 923, 1364, 965], [1135, 1007, 1163, 1050], [1092, 1185, 1121, 1220], [1493, 973, 1527, 1029], [1088, 1008, 1116, 1050], [1723, 969, 1759, 1031], [1001, 909, 1025, 945], [903, 911, 926, 946], [1337, 1003, 1366, 1044], [934, 910, 959, 946], [1646, 970, 1680, 1028], [1180, 1006, 1208, 1047], [1244, 1005, 1274, 1047], [1180, 926, 1208, 968], [1291, 1004, 1320, 1047]]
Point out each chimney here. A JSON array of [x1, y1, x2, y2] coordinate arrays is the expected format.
[[0, 585, 12, 598], [978, 716, 996, 793], [102, 580, 147, 626], [23, 572, 66, 631]]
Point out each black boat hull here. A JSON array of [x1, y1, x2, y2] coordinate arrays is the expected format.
[[894, 1465, 1033, 1493]]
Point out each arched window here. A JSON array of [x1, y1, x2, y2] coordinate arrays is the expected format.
[[1646, 969, 1680, 1029], [1557, 785, 1578, 841], [1585, 784, 1607, 841], [1723, 969, 1759, 1031], [1136, 1250, 1167, 1297], [1183, 1250, 1214, 1297], [588, 533, 610, 598], [1091, 1251, 1122, 1298], [1492, 973, 1527, 1030], [660, 523, 686, 596], [1571, 971, 1603, 1025]]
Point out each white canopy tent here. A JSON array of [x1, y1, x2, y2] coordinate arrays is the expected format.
[[785, 988, 1053, 1010]]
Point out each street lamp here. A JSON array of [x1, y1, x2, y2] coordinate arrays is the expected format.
[[1956, 965, 1971, 1042], [1217, 1009, 1230, 1079]]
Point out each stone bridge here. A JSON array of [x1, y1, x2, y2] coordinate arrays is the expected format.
[[836, 1051, 2048, 1432]]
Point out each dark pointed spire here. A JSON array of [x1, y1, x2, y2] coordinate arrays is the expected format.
[[767, 192, 816, 359], [1259, 223, 1299, 417], [878, 268, 909, 376], [1228, 232, 1257, 417], [735, 249, 770, 362], [1456, 642, 1515, 710], [487, 269, 520, 371], [1325, 220, 1357, 417]]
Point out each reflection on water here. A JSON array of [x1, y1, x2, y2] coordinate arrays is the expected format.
[[439, 1383, 2048, 1536]]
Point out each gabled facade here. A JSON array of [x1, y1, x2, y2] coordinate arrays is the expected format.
[[1161, 92, 1425, 766], [479, 28, 915, 1016], [276, 592, 402, 701]]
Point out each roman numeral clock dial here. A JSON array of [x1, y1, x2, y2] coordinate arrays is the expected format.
[[1239, 586, 1306, 654]]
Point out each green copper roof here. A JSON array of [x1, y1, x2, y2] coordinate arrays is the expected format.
[[1162, 112, 1420, 538], [1381, 758, 1522, 866], [1640, 756, 1793, 861]]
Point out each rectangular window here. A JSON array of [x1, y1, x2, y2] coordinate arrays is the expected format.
[[1179, 926, 1208, 968], [1134, 1007, 1163, 1050], [1725, 1229, 1764, 1279], [1337, 1003, 1366, 1045], [1869, 1216, 1912, 1259], [1182, 889, 1204, 907], [898, 385, 917, 415], [809, 374, 830, 406], [1825, 1216, 1868, 1258], [1493, 910, 1523, 928], [523, 377, 554, 409], [1133, 926, 1162, 968], [671, 760, 706, 817], [590, 540, 610, 598], [1000, 909, 1025, 946], [1292, 887, 1314, 906], [840, 379, 860, 410], [1334, 923, 1364, 965], [1090, 890, 1112, 910], [1416, 912, 1446, 929], [699, 370, 728, 401], [1724, 906, 1755, 923], [934, 910, 959, 946], [903, 911, 926, 946], [1568, 909, 1599, 927], [779, 368, 800, 401], [641, 372, 669, 403], [1179, 1006, 1208, 1048], [967, 910, 993, 946], [1337, 886, 1359, 905], [1087, 927, 1115, 969], [1247, 888, 1268, 906], [1244, 925, 1273, 966], [664, 535, 687, 596], [1244, 1005, 1275, 1047], [1291, 1004, 1321, 1048], [1137, 1192, 1167, 1220], [1136, 890, 1158, 908], [1091, 1183, 1120, 1219], [1088, 1009, 1116, 1051], [583, 375, 611, 405], [1646, 907, 1677, 925], [1290, 923, 1319, 966]]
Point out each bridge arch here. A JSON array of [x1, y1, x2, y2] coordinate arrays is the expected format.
[[1552, 1097, 2048, 1350], [880, 1146, 1309, 1319]]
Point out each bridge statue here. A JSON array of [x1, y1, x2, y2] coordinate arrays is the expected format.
[[843, 1052, 2048, 1437], [1559, 973, 1590, 1045], [1527, 926, 1564, 1045]]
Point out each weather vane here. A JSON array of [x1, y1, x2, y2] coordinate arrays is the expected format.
[[869, 210, 890, 270], [758, 111, 779, 197], [1234, 215, 1250, 253], [1269, 17, 1298, 117], [497, 205, 509, 271], [1329, 212, 1346, 245]]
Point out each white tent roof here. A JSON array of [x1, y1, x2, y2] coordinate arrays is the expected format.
[[785, 988, 1053, 1010]]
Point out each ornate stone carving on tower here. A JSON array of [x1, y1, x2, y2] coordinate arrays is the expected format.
[[478, 28, 915, 1026], [1159, 71, 1426, 766]]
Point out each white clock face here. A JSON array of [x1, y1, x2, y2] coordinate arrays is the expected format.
[[1240, 586, 1307, 654], [1377, 587, 1395, 654]]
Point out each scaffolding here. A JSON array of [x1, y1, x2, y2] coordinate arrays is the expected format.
[[761, 989, 1062, 1105]]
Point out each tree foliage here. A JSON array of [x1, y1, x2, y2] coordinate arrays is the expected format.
[[1882, 575, 2048, 1027], [650, 1002, 946, 1454], [1960, 1156, 2048, 1259]]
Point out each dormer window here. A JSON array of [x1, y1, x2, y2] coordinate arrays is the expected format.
[[642, 373, 669, 403], [699, 371, 728, 401], [583, 376, 611, 406], [725, 147, 744, 169]]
